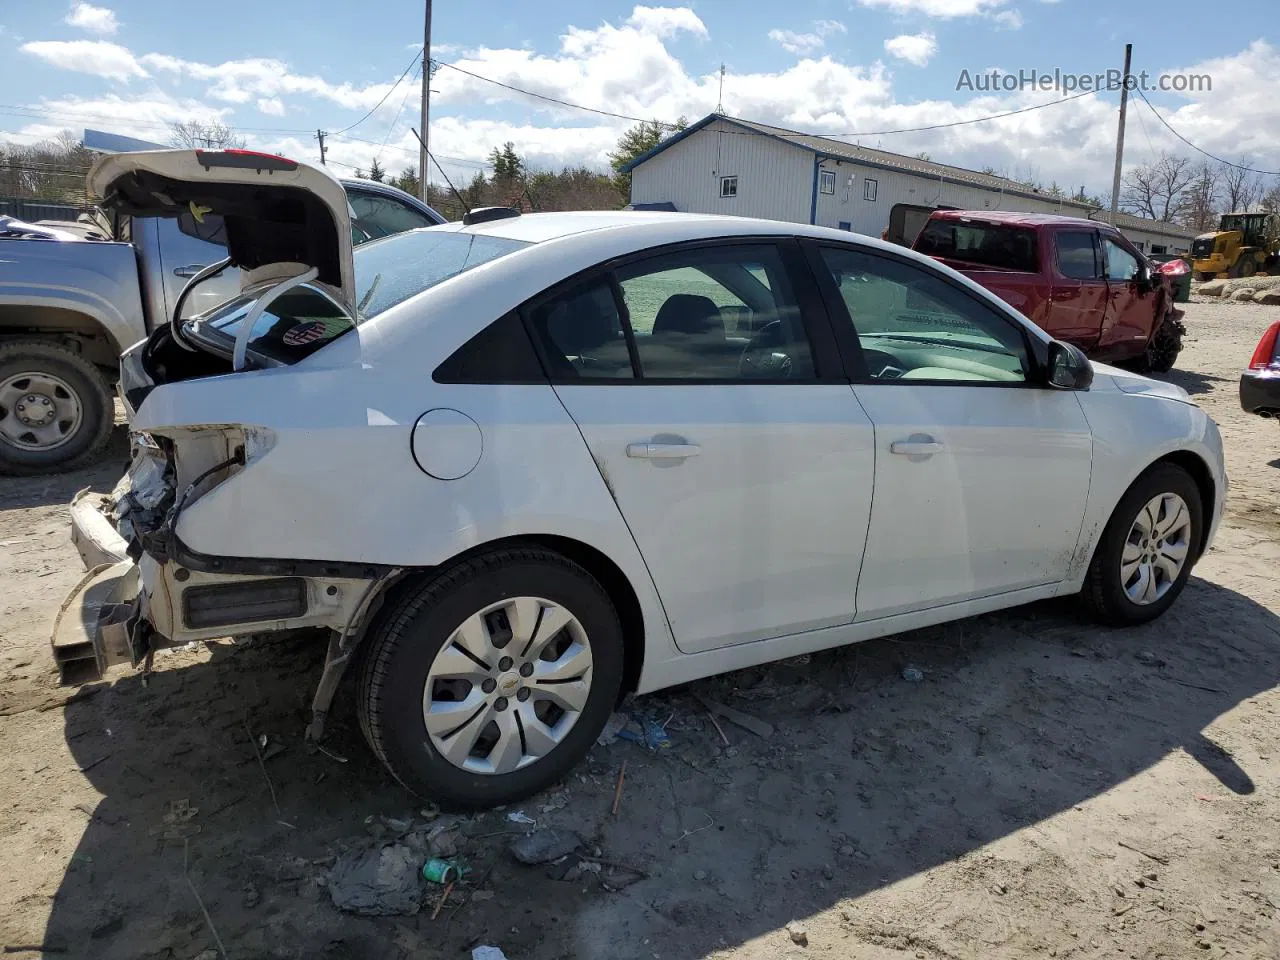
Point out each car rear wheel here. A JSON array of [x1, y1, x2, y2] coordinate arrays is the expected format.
[[357, 547, 624, 808], [1140, 311, 1184, 373], [1081, 463, 1203, 626], [0, 340, 114, 475]]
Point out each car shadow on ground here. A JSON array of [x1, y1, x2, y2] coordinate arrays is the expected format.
[[37, 569, 1280, 960], [1155, 368, 1231, 397], [0, 426, 128, 514]]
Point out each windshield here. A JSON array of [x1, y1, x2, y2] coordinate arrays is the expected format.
[[915, 219, 1039, 272], [192, 229, 530, 364]]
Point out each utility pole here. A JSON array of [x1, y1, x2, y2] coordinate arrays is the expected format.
[[315, 129, 327, 166], [418, 0, 432, 202], [1108, 43, 1132, 226]]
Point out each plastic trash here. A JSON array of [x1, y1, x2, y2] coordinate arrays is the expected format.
[[472, 947, 509, 960]]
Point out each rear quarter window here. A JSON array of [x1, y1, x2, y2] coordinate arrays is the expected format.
[[915, 220, 1039, 272]]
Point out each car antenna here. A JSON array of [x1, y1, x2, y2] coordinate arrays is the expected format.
[[410, 127, 470, 218]]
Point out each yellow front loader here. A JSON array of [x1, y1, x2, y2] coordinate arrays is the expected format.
[[1191, 212, 1280, 281]]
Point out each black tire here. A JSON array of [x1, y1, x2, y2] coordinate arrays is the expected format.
[[357, 547, 625, 808], [1081, 463, 1203, 627], [1238, 256, 1257, 278], [0, 340, 114, 475], [1195, 272, 1216, 282], [1140, 311, 1184, 373]]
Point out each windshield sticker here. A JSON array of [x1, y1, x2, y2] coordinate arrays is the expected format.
[[281, 320, 330, 346]]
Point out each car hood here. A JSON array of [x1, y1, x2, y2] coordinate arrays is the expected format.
[[1093, 362, 1195, 405], [89, 148, 355, 317]]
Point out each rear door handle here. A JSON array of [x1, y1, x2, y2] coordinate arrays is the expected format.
[[890, 439, 943, 456], [626, 442, 701, 460], [172, 264, 208, 278]]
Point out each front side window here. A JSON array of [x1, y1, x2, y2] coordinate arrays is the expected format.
[[348, 191, 436, 242], [719, 176, 738, 198], [1056, 231, 1102, 280], [863, 178, 878, 202], [818, 246, 1030, 384], [819, 170, 836, 195], [1104, 237, 1140, 281], [527, 244, 816, 382]]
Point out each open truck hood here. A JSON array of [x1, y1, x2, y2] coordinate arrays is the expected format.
[[89, 148, 355, 317]]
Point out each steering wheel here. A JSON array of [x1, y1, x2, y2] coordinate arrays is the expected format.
[[738, 320, 794, 379]]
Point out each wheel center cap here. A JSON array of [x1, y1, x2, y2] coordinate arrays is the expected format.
[[497, 672, 521, 694], [16, 394, 55, 426]]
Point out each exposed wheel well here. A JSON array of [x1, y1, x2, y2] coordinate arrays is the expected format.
[[0, 304, 123, 372], [364, 535, 647, 698], [1152, 450, 1216, 560]]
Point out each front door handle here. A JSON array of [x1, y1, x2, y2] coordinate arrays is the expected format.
[[626, 442, 701, 460], [172, 264, 208, 278], [890, 439, 944, 456]]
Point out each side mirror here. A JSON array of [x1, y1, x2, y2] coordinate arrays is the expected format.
[[1047, 341, 1094, 391]]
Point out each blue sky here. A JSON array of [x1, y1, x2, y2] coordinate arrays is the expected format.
[[1, 1, 1275, 195]]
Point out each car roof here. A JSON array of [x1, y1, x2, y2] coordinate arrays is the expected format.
[[927, 209, 1118, 231]]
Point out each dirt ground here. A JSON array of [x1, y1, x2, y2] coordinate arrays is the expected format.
[[1, 297, 1279, 960]]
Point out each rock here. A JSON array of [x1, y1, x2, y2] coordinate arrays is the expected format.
[[786, 921, 809, 946], [1145, 871, 1158, 881], [510, 829, 583, 865], [327, 842, 423, 916], [194, 951, 220, 960], [838, 844, 855, 857], [1198, 279, 1227, 296], [694, 870, 708, 881], [1253, 290, 1280, 305], [242, 881, 261, 909], [1231, 288, 1258, 301], [991, 883, 1007, 895], [901, 666, 925, 683], [471, 889, 496, 901], [1135, 650, 1165, 667]]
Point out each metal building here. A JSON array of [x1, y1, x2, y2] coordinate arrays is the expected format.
[[625, 114, 1195, 254]]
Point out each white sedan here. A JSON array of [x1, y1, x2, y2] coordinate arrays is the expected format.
[[57, 150, 1226, 808]]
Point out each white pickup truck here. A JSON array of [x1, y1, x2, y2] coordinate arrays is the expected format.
[[0, 155, 443, 474]]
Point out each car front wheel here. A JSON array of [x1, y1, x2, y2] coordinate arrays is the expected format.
[[357, 547, 624, 808], [1081, 463, 1203, 626]]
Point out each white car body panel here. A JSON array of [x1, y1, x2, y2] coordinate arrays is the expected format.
[[851, 384, 1093, 618], [554, 383, 875, 654], [97, 210, 1225, 701]]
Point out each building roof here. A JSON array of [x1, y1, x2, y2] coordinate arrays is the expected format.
[[624, 113, 1196, 242]]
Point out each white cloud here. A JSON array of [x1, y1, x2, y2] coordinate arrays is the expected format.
[[624, 6, 708, 38], [993, 9, 1023, 28], [64, 3, 119, 35], [768, 20, 847, 55], [884, 33, 938, 66], [257, 97, 285, 116], [21, 39, 145, 81], [855, 0, 1010, 17]]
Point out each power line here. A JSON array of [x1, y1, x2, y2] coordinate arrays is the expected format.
[[376, 61, 422, 165], [1134, 88, 1280, 176], [331, 50, 423, 135]]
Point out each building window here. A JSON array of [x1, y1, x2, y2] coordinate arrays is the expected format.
[[819, 170, 836, 195], [863, 178, 878, 202], [720, 176, 738, 198]]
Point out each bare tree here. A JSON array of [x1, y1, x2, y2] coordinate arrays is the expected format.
[[168, 120, 246, 150], [1261, 178, 1280, 216], [1121, 152, 1194, 222], [1220, 160, 1263, 213], [1180, 161, 1220, 232]]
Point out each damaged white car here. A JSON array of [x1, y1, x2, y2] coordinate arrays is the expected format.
[[55, 149, 1226, 808]]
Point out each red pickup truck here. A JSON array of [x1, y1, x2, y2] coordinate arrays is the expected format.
[[912, 210, 1184, 371]]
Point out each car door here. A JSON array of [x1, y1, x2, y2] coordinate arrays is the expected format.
[[1049, 229, 1110, 350], [1098, 234, 1156, 357], [525, 240, 875, 654], [807, 242, 1093, 620]]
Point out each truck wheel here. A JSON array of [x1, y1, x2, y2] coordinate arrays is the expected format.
[[0, 340, 114, 475], [1080, 463, 1203, 627], [1238, 257, 1257, 279], [357, 547, 625, 808], [1195, 272, 1216, 282], [1140, 312, 1184, 374]]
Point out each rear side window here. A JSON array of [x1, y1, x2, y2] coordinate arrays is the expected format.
[[915, 220, 1039, 272], [526, 278, 635, 380], [1056, 231, 1102, 280]]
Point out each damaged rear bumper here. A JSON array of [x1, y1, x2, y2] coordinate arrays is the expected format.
[[70, 487, 129, 570], [51, 561, 143, 686]]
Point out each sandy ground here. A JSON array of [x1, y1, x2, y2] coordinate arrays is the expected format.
[[1, 298, 1279, 960]]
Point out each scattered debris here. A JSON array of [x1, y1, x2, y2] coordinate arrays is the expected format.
[[611, 760, 627, 817], [184, 840, 229, 960], [429, 880, 454, 920], [1135, 650, 1166, 667], [505, 810, 536, 826], [694, 694, 774, 740], [694, 869, 708, 881], [1118, 840, 1170, 865], [786, 920, 809, 946], [596, 711, 628, 745], [471, 889, 495, 901], [991, 883, 1007, 895], [241, 881, 260, 909], [617, 715, 673, 751], [327, 842, 424, 916], [422, 857, 462, 884], [472, 947, 509, 960], [243, 718, 281, 816], [703, 706, 730, 746], [901, 666, 925, 683], [510, 829, 583, 865]]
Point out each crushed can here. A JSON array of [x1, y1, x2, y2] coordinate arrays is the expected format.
[[422, 857, 460, 884]]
